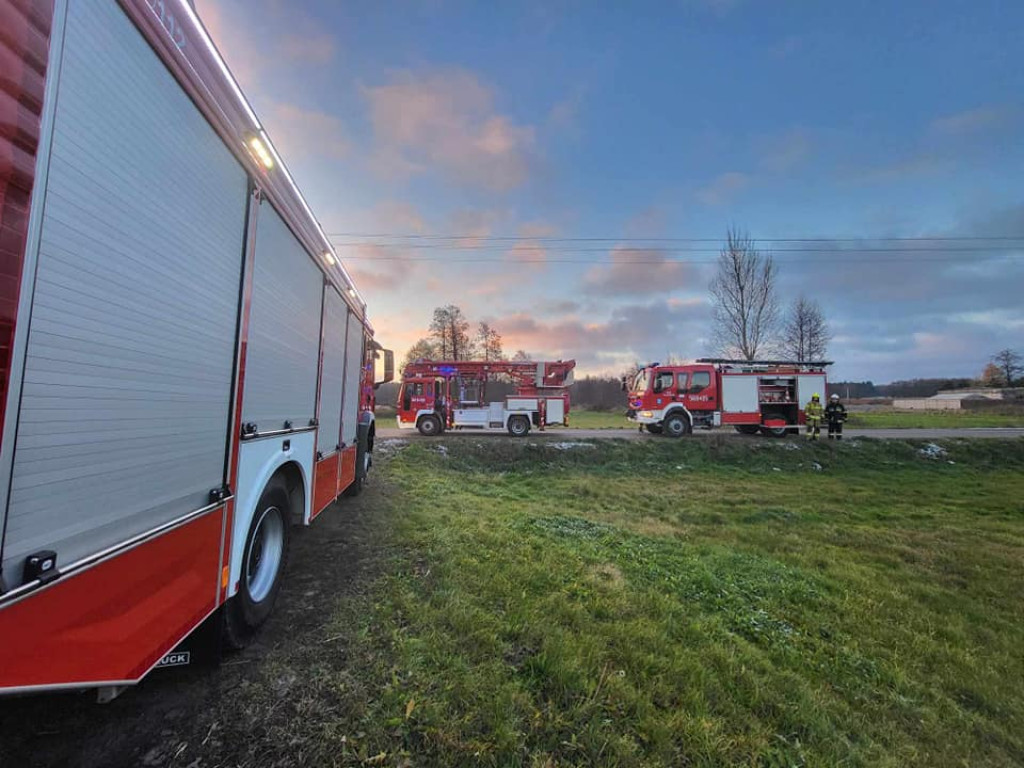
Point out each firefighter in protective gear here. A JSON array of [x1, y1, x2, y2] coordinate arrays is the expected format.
[[825, 393, 847, 440], [804, 393, 824, 440]]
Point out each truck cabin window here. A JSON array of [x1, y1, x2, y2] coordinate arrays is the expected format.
[[653, 371, 674, 393], [632, 370, 651, 393], [689, 371, 711, 394]]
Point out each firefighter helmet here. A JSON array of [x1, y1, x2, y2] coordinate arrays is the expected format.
[[830, 394, 839, 401], [812, 393, 820, 400]]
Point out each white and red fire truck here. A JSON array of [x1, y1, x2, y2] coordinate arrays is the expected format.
[[397, 359, 575, 436], [0, 0, 393, 699], [626, 359, 831, 437]]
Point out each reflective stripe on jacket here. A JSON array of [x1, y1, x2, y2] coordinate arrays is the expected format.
[[805, 400, 824, 419]]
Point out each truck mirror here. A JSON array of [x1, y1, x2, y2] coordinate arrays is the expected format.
[[375, 349, 395, 389]]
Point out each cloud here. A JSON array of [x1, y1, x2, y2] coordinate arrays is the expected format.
[[758, 129, 811, 173], [196, 0, 337, 86], [930, 106, 1010, 136], [584, 247, 695, 296], [266, 103, 351, 162], [363, 69, 536, 191], [491, 299, 710, 375], [695, 171, 750, 205], [278, 31, 335, 65]]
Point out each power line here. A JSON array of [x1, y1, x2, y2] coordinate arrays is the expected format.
[[334, 253, 1024, 265], [332, 243, 1021, 254], [326, 232, 1024, 243]]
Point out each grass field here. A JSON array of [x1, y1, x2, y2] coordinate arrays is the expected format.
[[846, 410, 1024, 429], [249, 435, 1024, 767], [568, 408, 1024, 430]]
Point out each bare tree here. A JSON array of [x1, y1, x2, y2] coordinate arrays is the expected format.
[[709, 228, 779, 360], [781, 296, 831, 361], [429, 305, 473, 360], [511, 349, 531, 361], [402, 337, 437, 369], [477, 322, 503, 361], [991, 348, 1022, 386]]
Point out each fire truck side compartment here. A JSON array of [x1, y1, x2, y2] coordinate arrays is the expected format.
[[241, 200, 322, 433], [2, 0, 246, 589]]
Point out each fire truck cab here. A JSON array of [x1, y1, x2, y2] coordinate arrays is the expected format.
[[626, 359, 830, 437]]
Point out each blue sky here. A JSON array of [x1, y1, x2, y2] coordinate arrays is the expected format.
[[196, 0, 1024, 382]]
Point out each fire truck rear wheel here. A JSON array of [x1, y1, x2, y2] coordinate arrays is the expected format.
[[224, 479, 292, 649], [508, 414, 531, 437], [663, 413, 691, 438], [417, 415, 442, 436], [735, 425, 761, 435], [645, 424, 663, 435]]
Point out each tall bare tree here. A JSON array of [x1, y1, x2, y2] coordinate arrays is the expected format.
[[709, 228, 779, 360], [477, 322, 503, 361], [781, 296, 831, 361], [511, 349, 531, 361], [429, 304, 473, 360], [991, 348, 1021, 386]]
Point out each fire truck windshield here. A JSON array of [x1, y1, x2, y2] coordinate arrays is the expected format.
[[632, 369, 651, 393]]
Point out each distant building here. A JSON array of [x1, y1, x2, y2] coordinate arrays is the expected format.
[[893, 388, 1017, 410]]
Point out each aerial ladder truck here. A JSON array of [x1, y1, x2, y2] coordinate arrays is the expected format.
[[397, 359, 576, 436]]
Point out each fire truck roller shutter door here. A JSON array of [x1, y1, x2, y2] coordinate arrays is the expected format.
[[341, 310, 364, 447], [1, 0, 247, 589], [317, 288, 346, 455], [241, 200, 323, 432]]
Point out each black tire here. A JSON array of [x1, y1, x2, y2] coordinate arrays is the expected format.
[[663, 412, 690, 438], [645, 424, 663, 435], [507, 414, 531, 437], [224, 479, 291, 649], [417, 414, 442, 436], [760, 425, 789, 438], [735, 425, 761, 435], [345, 424, 371, 497]]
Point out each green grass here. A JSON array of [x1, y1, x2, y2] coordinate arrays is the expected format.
[[570, 407, 1024, 430], [568, 409, 632, 429], [302, 436, 1024, 766], [847, 410, 1024, 429]]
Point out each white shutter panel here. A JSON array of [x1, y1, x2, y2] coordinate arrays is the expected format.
[[3, 0, 247, 584]]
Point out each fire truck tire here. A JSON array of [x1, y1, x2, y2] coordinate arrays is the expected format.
[[345, 423, 372, 497], [663, 412, 691, 438], [760, 425, 789, 438], [735, 425, 761, 435], [645, 424, 663, 434], [507, 414, 531, 437], [224, 479, 292, 649], [417, 414, 442, 436]]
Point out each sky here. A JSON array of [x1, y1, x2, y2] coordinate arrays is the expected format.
[[195, 0, 1024, 383]]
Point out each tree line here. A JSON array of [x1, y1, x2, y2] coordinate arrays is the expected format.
[[403, 305, 530, 368]]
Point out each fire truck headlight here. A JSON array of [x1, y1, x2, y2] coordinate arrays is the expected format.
[[641, 410, 653, 418]]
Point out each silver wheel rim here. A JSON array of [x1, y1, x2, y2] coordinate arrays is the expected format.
[[422, 418, 436, 435], [667, 418, 684, 436], [247, 506, 285, 603], [511, 417, 527, 435]]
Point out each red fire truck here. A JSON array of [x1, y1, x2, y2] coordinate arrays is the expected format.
[[0, 0, 392, 699], [626, 359, 831, 437], [397, 359, 575, 436]]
